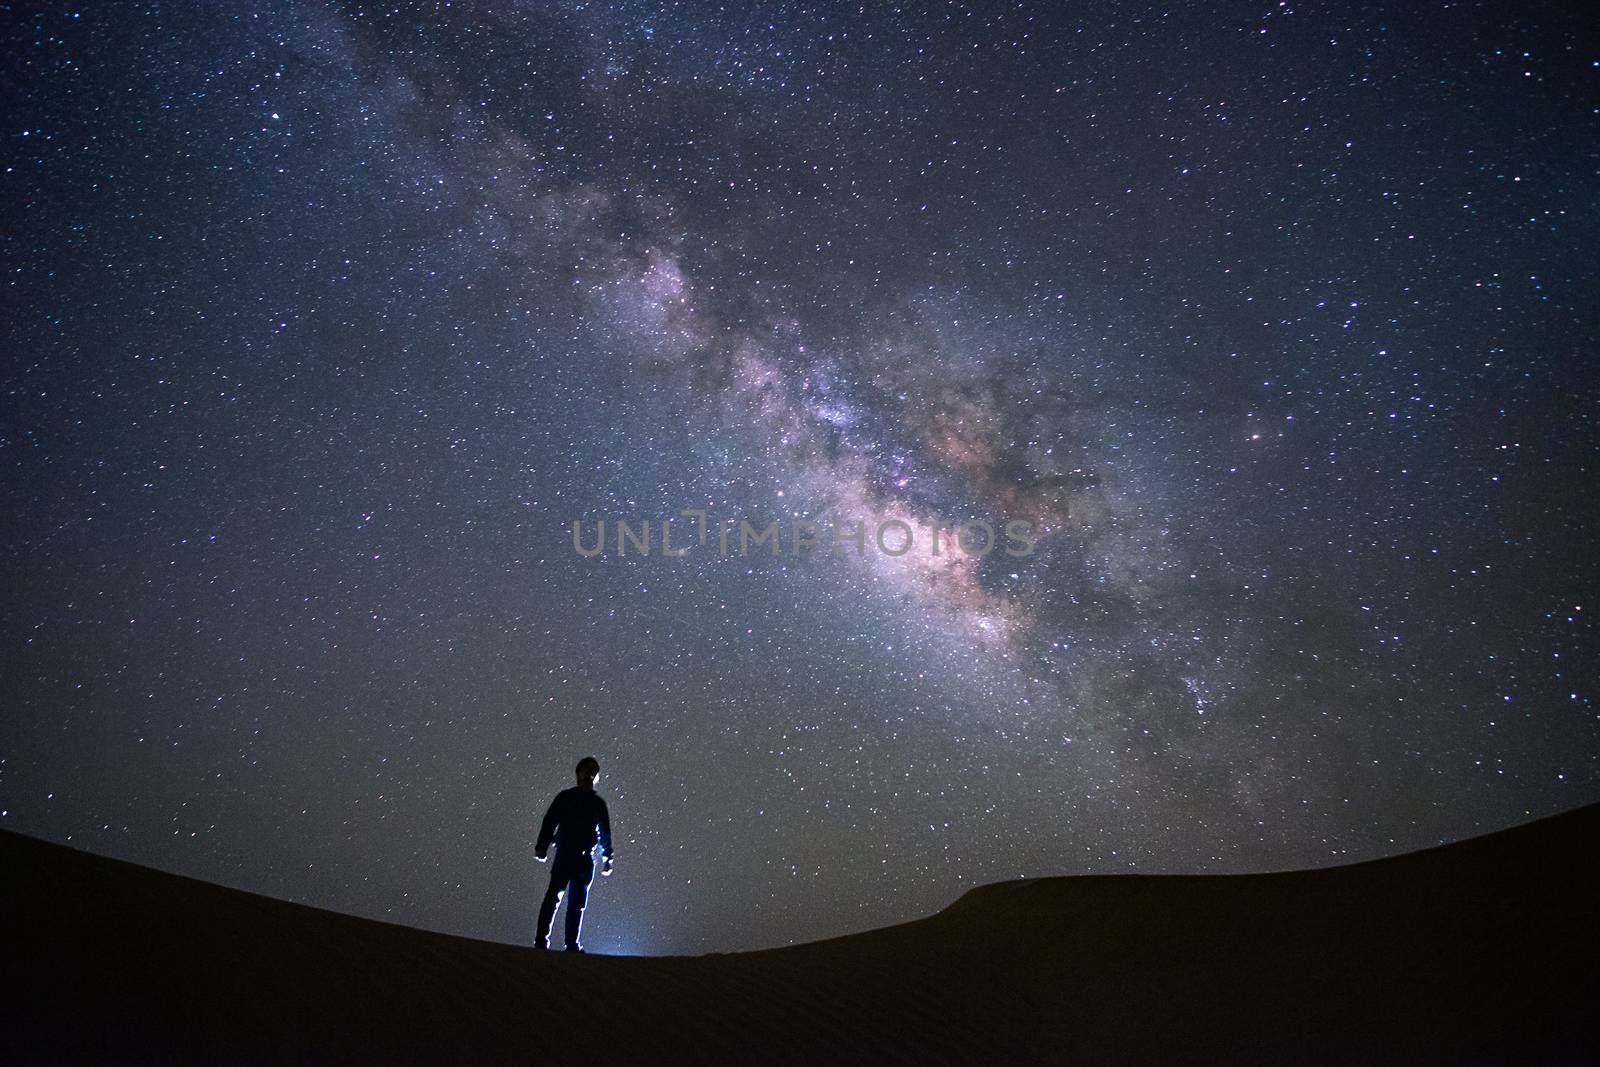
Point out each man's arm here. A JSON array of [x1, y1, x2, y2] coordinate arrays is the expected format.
[[598, 797, 614, 860], [535, 793, 561, 858]]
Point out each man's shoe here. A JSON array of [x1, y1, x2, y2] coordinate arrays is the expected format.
[[564, 945, 584, 953]]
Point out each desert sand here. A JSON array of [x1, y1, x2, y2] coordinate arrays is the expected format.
[[4, 805, 1596, 1064]]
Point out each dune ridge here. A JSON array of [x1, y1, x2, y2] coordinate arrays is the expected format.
[[4, 805, 1597, 1064]]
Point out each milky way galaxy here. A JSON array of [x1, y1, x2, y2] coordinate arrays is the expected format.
[[2, 1, 1596, 954]]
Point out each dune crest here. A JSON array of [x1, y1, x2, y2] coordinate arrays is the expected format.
[[5, 806, 1597, 1064]]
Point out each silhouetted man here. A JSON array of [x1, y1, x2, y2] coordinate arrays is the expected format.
[[534, 756, 614, 952]]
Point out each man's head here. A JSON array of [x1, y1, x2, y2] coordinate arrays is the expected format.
[[575, 756, 600, 788]]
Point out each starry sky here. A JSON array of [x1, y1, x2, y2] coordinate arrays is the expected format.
[[2, 1, 1596, 956]]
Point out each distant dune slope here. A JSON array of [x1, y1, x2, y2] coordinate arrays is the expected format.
[[5, 806, 1597, 1064]]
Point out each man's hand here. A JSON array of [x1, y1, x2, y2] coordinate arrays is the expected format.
[[600, 856, 614, 877]]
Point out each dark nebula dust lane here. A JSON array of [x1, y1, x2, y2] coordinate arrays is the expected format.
[[2, 1, 1596, 954]]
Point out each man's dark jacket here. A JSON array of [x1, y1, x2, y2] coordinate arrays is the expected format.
[[536, 786, 614, 859]]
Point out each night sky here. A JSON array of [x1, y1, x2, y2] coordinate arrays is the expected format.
[[3, 1, 1596, 956]]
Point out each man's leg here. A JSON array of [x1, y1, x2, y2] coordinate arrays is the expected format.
[[564, 855, 595, 949], [535, 864, 567, 949]]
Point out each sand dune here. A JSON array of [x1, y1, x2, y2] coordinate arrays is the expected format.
[[4, 805, 1596, 1064]]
